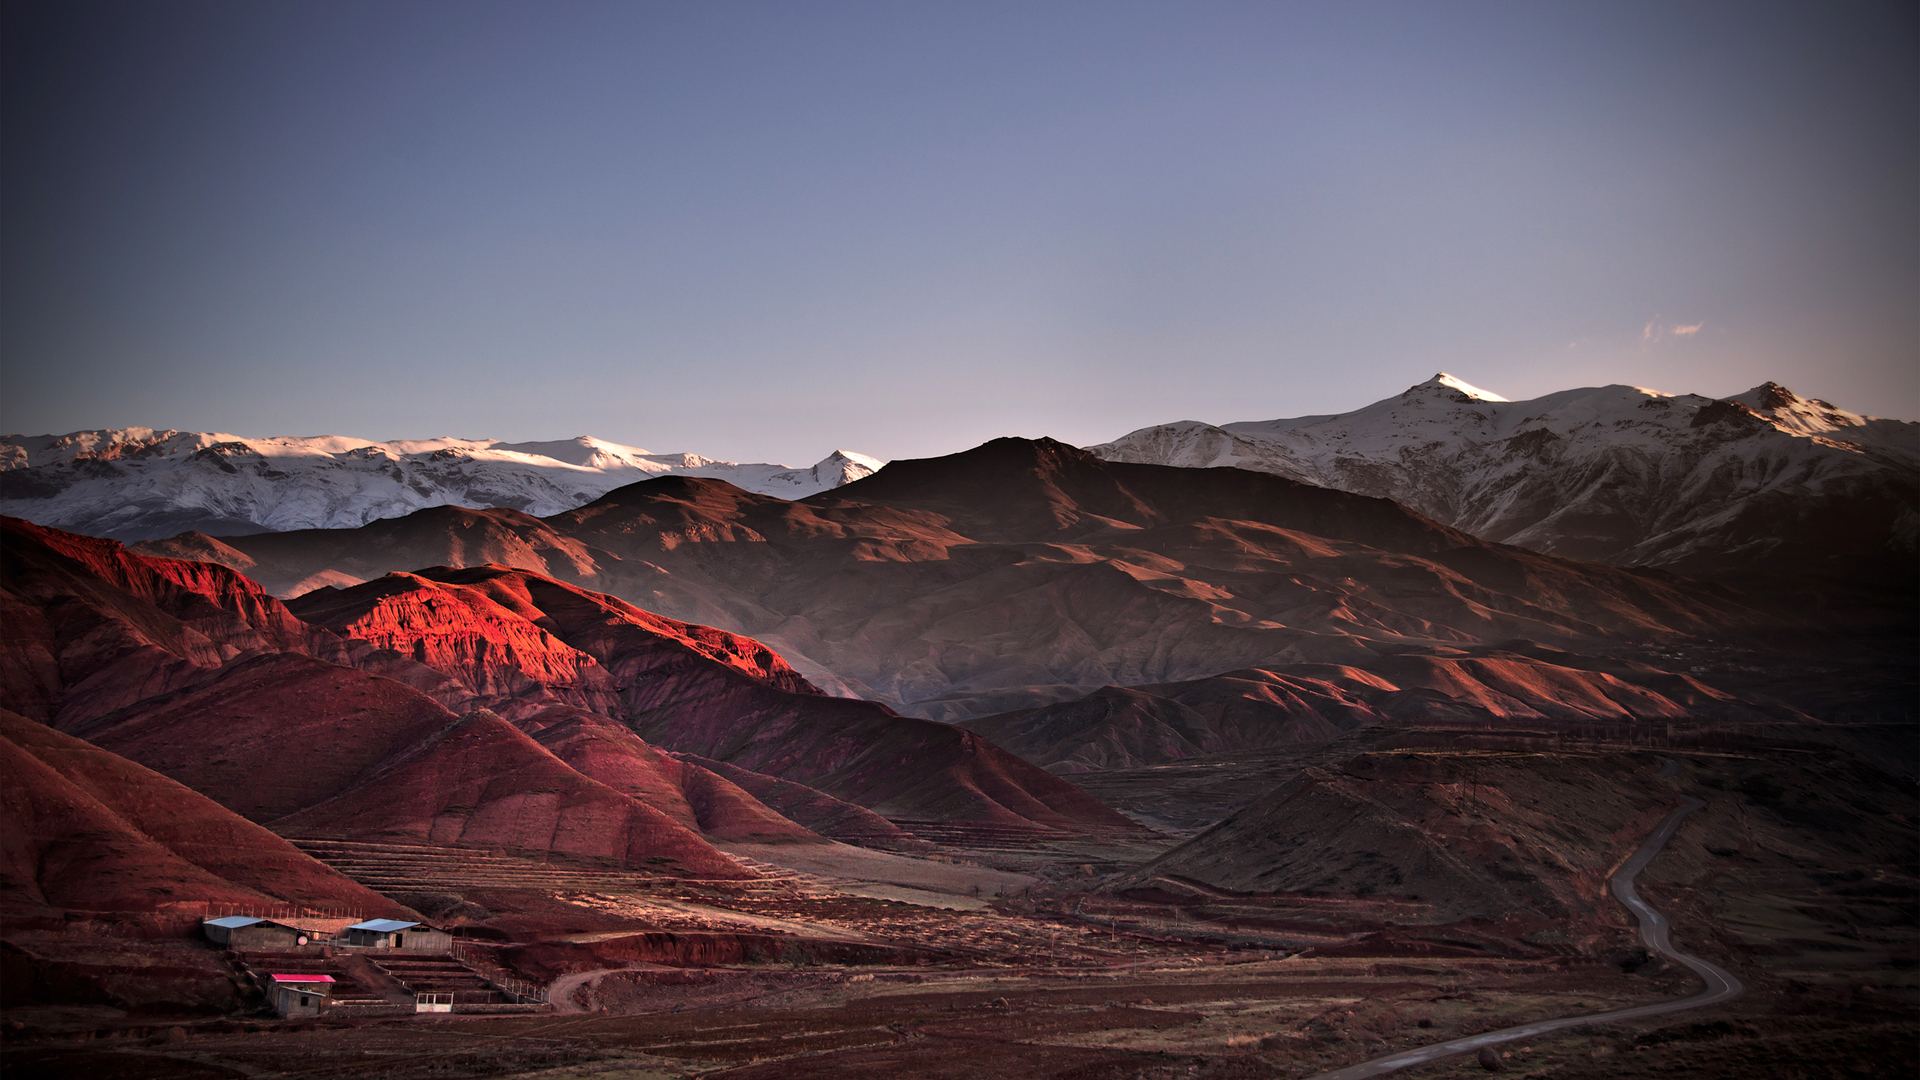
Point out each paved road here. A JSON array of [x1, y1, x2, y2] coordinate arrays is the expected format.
[[1306, 762, 1743, 1079]]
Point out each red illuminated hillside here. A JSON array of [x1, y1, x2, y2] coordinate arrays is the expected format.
[[0, 709, 411, 919], [4, 517, 1135, 874], [285, 564, 1144, 838], [1, 516, 317, 726], [0, 520, 772, 873]]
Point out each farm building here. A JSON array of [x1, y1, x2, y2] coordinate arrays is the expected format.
[[266, 973, 333, 1017], [343, 919, 452, 952], [202, 916, 327, 950]]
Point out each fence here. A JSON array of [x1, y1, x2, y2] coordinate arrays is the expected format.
[[195, 902, 369, 922], [452, 940, 549, 1005]]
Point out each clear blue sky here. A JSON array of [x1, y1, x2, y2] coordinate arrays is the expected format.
[[4, 1, 1914, 462]]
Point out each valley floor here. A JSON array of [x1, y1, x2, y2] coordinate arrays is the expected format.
[[3, 955, 1912, 1079], [5, 737, 1915, 1079]]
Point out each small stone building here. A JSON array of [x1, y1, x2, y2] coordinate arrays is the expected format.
[[343, 919, 452, 952], [266, 974, 333, 1017], [202, 916, 322, 950]]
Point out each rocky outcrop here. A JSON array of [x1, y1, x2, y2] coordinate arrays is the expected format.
[[1, 517, 320, 725]]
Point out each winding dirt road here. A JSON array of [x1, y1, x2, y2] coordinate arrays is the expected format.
[[1307, 760, 1744, 1079]]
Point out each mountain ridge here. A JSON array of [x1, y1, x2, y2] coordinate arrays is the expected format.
[[128, 439, 1783, 722], [0, 429, 883, 540], [1088, 375, 1918, 580]]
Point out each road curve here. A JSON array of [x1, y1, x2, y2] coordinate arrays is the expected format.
[[1305, 766, 1743, 1079]]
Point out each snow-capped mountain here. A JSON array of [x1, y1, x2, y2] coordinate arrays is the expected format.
[[0, 429, 883, 541], [1089, 375, 1919, 578]]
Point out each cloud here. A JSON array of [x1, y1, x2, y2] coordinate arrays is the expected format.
[[1638, 319, 1702, 348]]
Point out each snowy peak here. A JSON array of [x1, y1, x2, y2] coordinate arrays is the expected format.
[[1089, 376, 1918, 578], [1417, 372, 1510, 403], [0, 429, 887, 541]]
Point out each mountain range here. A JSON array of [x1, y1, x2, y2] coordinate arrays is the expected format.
[[0, 429, 882, 541], [2, 514, 1137, 922], [8, 374, 1912, 585], [4, 373, 1914, 1068], [1090, 374, 1918, 581], [125, 437, 1807, 743]]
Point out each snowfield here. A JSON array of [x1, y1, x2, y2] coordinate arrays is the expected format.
[[0, 430, 883, 540]]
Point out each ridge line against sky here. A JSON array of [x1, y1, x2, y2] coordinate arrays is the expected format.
[[3, 0, 1915, 463]]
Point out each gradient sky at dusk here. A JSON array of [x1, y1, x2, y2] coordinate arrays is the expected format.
[[3, 1, 1914, 464]]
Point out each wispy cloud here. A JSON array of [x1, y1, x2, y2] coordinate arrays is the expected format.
[[1639, 318, 1703, 347]]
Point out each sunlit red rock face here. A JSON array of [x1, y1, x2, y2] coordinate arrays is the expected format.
[[159, 438, 1781, 723], [1, 516, 319, 726], [5, 517, 1134, 865], [283, 564, 1144, 838], [0, 709, 411, 919], [0, 520, 763, 874]]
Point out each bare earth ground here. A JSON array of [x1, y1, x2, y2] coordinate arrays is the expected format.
[[5, 738, 1915, 1078]]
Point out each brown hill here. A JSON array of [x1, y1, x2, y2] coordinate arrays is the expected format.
[[0, 709, 410, 919], [962, 674, 1380, 773], [145, 439, 1779, 722], [77, 654, 757, 876]]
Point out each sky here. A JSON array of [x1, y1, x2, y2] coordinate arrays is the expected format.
[[3, 0, 1914, 464]]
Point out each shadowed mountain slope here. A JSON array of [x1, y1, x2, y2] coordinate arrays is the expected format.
[[964, 641, 1814, 773], [140, 439, 1779, 721], [1109, 749, 1689, 925], [516, 707, 825, 845], [269, 708, 754, 878]]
